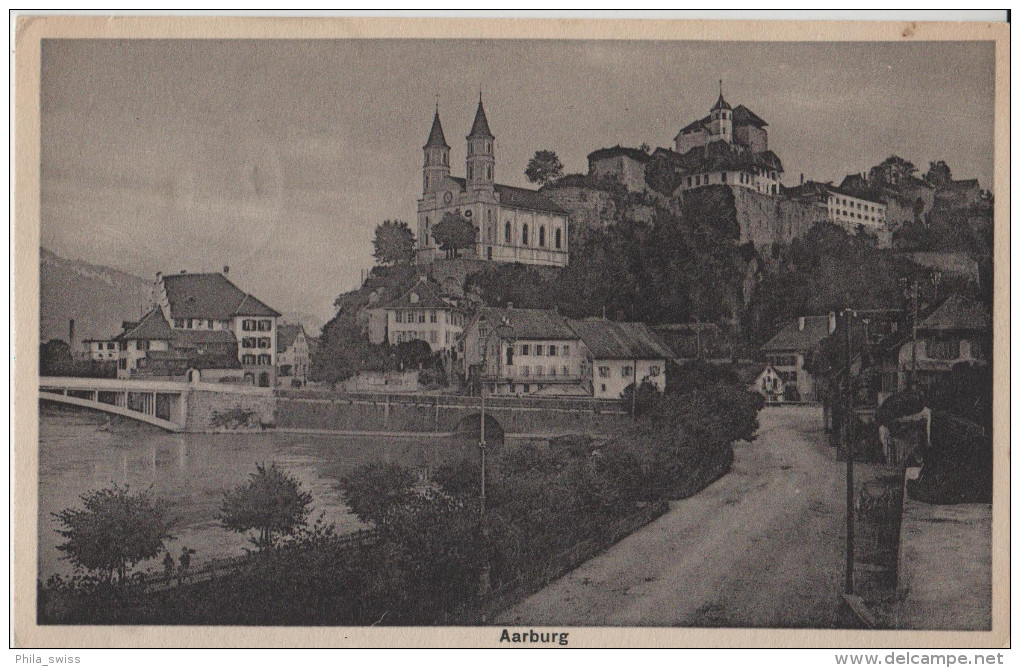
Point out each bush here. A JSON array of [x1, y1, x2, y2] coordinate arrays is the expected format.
[[341, 462, 417, 527], [219, 463, 313, 550]]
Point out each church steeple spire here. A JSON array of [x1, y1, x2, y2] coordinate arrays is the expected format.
[[422, 104, 450, 194], [468, 94, 494, 140], [466, 93, 495, 191]]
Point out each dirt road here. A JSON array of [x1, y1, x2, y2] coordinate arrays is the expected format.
[[499, 405, 868, 628]]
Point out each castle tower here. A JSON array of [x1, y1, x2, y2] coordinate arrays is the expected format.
[[466, 94, 495, 192], [709, 80, 732, 143], [423, 104, 450, 194]]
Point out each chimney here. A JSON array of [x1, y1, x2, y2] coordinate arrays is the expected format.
[[68, 319, 75, 348], [797, 316, 805, 332], [800, 173, 804, 185], [828, 311, 837, 334], [223, 265, 229, 274], [506, 302, 514, 309]]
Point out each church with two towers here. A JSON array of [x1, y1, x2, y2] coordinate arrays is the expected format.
[[416, 97, 570, 268]]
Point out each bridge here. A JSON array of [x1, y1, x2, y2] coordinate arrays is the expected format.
[[39, 377, 274, 433]]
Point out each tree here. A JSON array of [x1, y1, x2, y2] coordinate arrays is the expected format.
[[924, 160, 953, 189], [340, 462, 417, 527], [431, 212, 476, 259], [52, 484, 175, 582], [372, 220, 416, 266], [40, 339, 73, 375], [310, 314, 394, 386], [524, 150, 564, 186], [868, 155, 917, 187], [394, 339, 433, 370], [220, 463, 313, 550]]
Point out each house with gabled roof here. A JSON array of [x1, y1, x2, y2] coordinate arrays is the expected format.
[[895, 293, 990, 393], [568, 319, 674, 399], [116, 270, 283, 386], [461, 306, 585, 396], [761, 313, 837, 401], [276, 323, 310, 387], [377, 276, 466, 354]]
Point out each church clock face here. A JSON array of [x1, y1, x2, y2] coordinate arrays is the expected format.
[[443, 191, 453, 204]]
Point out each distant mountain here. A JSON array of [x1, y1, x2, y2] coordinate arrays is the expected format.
[[40, 248, 152, 347]]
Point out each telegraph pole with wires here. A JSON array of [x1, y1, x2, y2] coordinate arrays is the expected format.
[[842, 307, 856, 596]]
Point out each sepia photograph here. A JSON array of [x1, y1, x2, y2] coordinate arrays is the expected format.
[[12, 14, 1008, 649]]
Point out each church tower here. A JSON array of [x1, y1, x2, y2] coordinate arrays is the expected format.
[[423, 104, 450, 195], [466, 94, 495, 192], [709, 80, 732, 143]]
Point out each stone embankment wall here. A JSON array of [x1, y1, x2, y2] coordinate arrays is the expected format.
[[185, 386, 277, 432], [276, 393, 628, 436]]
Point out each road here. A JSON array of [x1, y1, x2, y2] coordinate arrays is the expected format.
[[499, 405, 864, 628]]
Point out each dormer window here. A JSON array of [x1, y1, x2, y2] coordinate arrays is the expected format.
[[410, 292, 420, 304]]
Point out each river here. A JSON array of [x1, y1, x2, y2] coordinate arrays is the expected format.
[[37, 404, 480, 580]]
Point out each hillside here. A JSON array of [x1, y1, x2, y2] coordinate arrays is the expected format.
[[39, 248, 152, 345]]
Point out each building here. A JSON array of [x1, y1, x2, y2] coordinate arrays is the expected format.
[[567, 319, 674, 399], [415, 98, 570, 267], [734, 362, 785, 403], [82, 339, 119, 361], [114, 271, 280, 386], [761, 313, 837, 401], [838, 171, 934, 230], [675, 85, 771, 156], [587, 146, 651, 192], [895, 294, 990, 393], [276, 323, 310, 387], [377, 276, 466, 353], [461, 306, 584, 395], [784, 180, 889, 246]]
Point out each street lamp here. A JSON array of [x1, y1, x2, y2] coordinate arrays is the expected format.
[[478, 316, 514, 517]]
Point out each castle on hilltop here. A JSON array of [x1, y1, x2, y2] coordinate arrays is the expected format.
[[415, 97, 570, 268]]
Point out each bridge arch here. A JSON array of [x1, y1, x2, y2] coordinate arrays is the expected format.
[[454, 413, 505, 445]]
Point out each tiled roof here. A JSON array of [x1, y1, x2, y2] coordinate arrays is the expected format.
[[119, 309, 174, 340], [587, 145, 651, 164], [732, 105, 768, 128], [674, 141, 784, 175], [424, 109, 449, 148], [448, 176, 568, 215], [711, 92, 732, 111], [678, 114, 711, 135], [477, 307, 577, 340], [382, 278, 452, 310], [733, 362, 770, 386], [918, 294, 990, 332], [276, 324, 305, 353], [568, 319, 675, 360], [761, 315, 833, 352], [161, 272, 280, 320], [944, 178, 980, 191], [467, 98, 493, 139], [174, 330, 237, 346]]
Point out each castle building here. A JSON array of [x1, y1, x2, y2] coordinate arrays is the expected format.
[[416, 98, 570, 268]]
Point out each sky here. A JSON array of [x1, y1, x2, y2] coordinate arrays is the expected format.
[[40, 39, 995, 323]]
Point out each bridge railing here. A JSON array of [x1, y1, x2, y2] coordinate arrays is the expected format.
[[276, 388, 625, 412]]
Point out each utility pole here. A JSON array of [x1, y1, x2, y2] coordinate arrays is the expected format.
[[910, 280, 919, 387], [631, 358, 638, 419], [843, 308, 856, 596]]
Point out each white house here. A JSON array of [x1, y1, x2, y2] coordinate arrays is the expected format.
[[378, 277, 465, 354], [276, 323, 310, 387], [568, 319, 674, 399]]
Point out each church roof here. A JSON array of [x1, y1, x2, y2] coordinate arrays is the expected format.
[[467, 98, 494, 139], [424, 109, 449, 149], [448, 177, 568, 215]]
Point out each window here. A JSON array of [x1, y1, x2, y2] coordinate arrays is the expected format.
[[562, 345, 569, 356], [695, 175, 701, 186], [206, 319, 213, 328], [486, 165, 492, 181], [242, 319, 255, 331], [242, 354, 256, 365], [598, 366, 610, 378], [549, 366, 557, 377], [107, 342, 116, 350], [555, 228, 562, 249], [430, 310, 438, 323], [137, 340, 149, 351], [522, 224, 529, 245], [539, 226, 546, 247], [258, 320, 272, 331], [649, 365, 661, 377], [600, 384, 607, 393], [548, 345, 557, 356], [522, 365, 530, 377], [504, 222, 512, 243], [621, 365, 633, 378], [395, 311, 404, 323], [242, 337, 256, 348], [521, 344, 530, 355], [119, 341, 127, 351], [430, 331, 438, 344], [118, 359, 127, 370], [257, 354, 272, 365], [535, 366, 544, 377], [721, 172, 727, 183], [534, 345, 543, 356], [928, 335, 960, 360], [505, 346, 513, 365], [258, 337, 271, 349], [687, 177, 693, 187], [418, 312, 426, 324], [186, 319, 193, 329], [562, 365, 569, 377]]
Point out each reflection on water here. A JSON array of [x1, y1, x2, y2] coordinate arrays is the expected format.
[[37, 405, 476, 579]]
